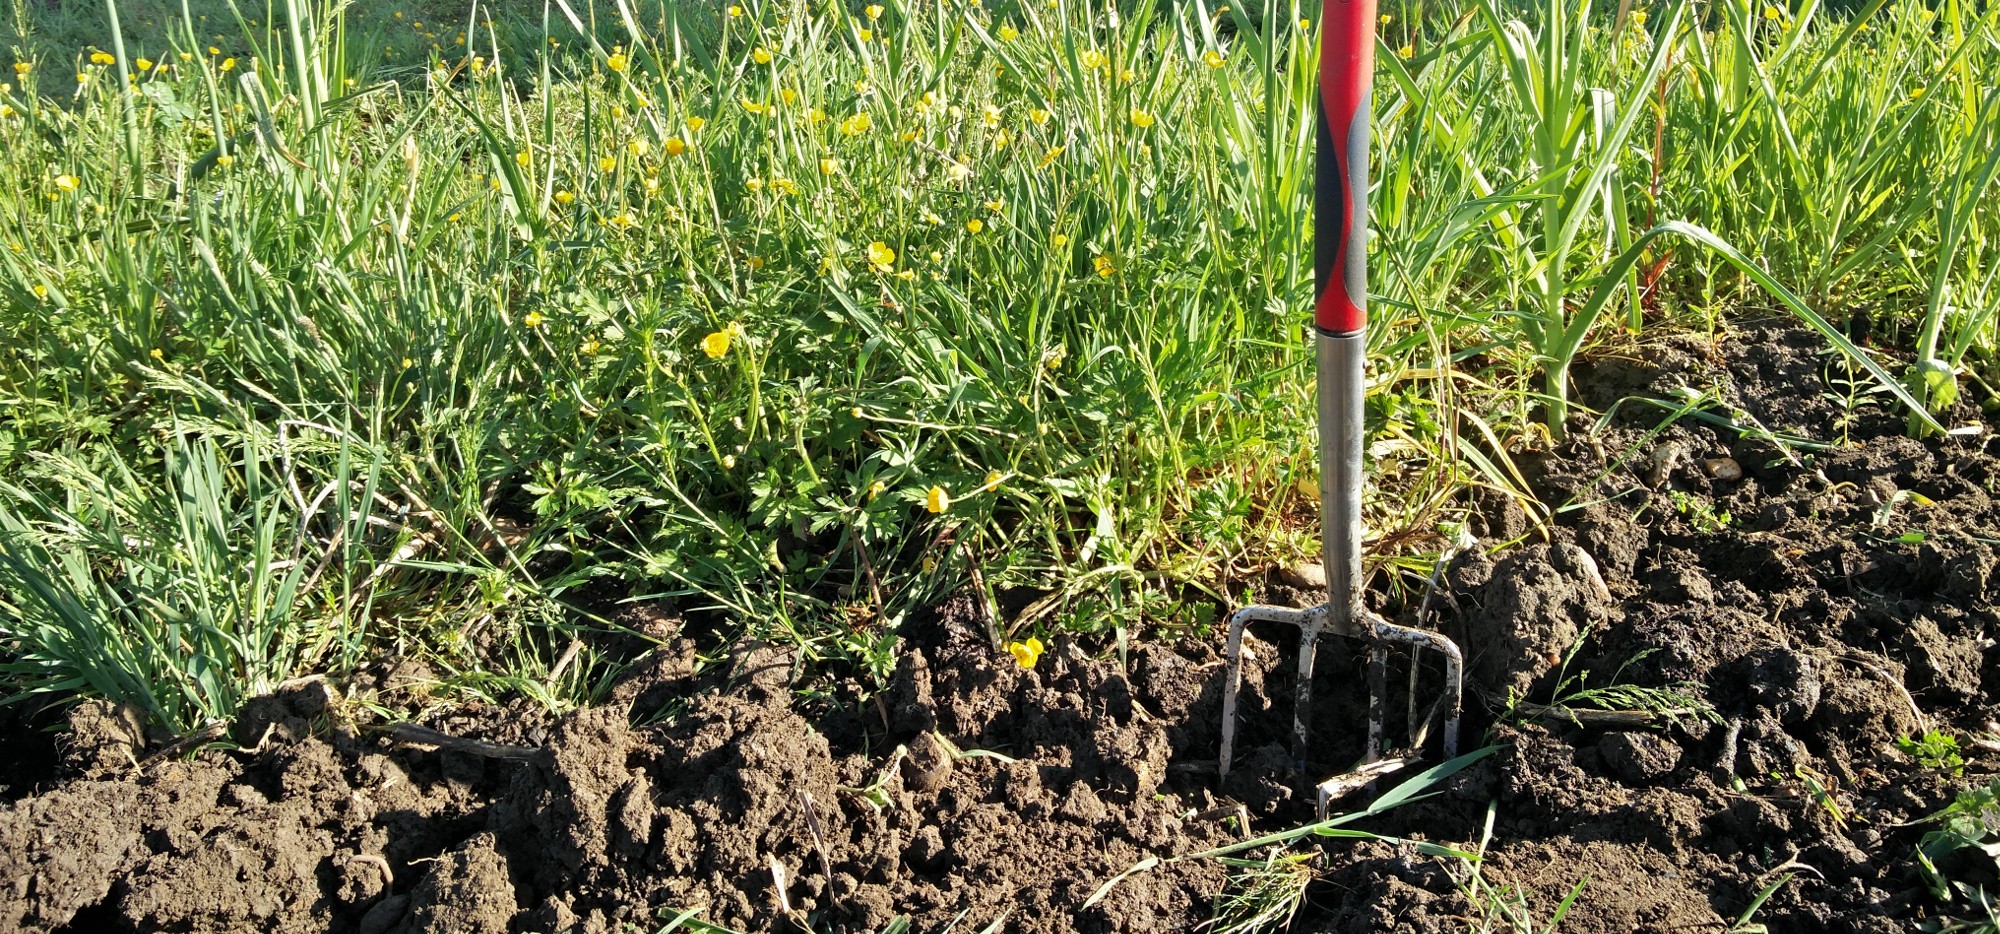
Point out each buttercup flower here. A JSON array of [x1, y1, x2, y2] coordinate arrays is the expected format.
[[867, 240, 896, 271], [999, 24, 1019, 40], [607, 51, 629, 71], [925, 485, 951, 513], [753, 47, 773, 64], [1093, 255, 1116, 277], [665, 137, 687, 156], [866, 4, 884, 19], [524, 311, 545, 327], [1204, 49, 1225, 68], [1129, 108, 1155, 127], [686, 116, 706, 131], [702, 329, 732, 358], [1006, 637, 1045, 669], [965, 218, 984, 233]]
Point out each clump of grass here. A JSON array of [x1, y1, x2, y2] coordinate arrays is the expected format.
[[0, 0, 1995, 729]]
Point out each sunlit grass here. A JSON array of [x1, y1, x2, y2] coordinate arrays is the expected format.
[[0, 0, 1993, 731]]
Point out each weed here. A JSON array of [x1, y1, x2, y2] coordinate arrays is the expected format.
[[1670, 490, 1734, 534], [1900, 730, 1970, 777]]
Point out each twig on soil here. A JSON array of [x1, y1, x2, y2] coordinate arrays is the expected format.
[[1315, 756, 1413, 820], [1192, 803, 1254, 841], [1516, 702, 1708, 727], [132, 719, 231, 772], [795, 790, 842, 908], [376, 722, 540, 760], [1834, 654, 1930, 736], [1757, 846, 1825, 884]]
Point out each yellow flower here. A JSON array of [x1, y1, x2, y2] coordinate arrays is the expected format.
[[515, 149, 531, 168], [1129, 108, 1155, 127], [858, 28, 874, 41], [629, 139, 651, 157], [53, 174, 79, 192], [867, 479, 886, 498], [1203, 49, 1225, 68], [208, 46, 220, 55], [999, 24, 1019, 40], [1006, 637, 1044, 669], [819, 157, 840, 175], [965, 218, 984, 233], [524, 310, 546, 327], [984, 198, 1004, 212], [780, 87, 798, 106], [135, 58, 154, 72], [1298, 17, 1311, 30], [605, 211, 638, 230], [992, 128, 1010, 149], [1080, 50, 1107, 70], [90, 52, 115, 65], [983, 469, 1003, 488], [925, 485, 951, 513], [747, 177, 765, 191], [148, 346, 162, 359], [867, 240, 896, 271], [856, 79, 873, 95], [580, 339, 600, 355], [774, 178, 798, 195], [1630, 9, 1647, 25], [741, 97, 767, 114], [665, 137, 687, 156], [1029, 107, 1050, 125], [702, 329, 732, 358], [753, 47, 773, 64], [1379, 13, 1392, 24], [13, 62, 29, 75], [981, 105, 1001, 128], [1093, 255, 1116, 277], [1763, 4, 1782, 18], [216, 153, 235, 167], [598, 155, 618, 172], [401, 356, 415, 368], [220, 57, 236, 71], [1119, 68, 1135, 83], [728, 4, 744, 15], [840, 111, 873, 135], [1397, 44, 1414, 59], [1051, 233, 1069, 248], [687, 116, 706, 131], [555, 190, 575, 204], [748, 256, 766, 270], [923, 210, 943, 225], [866, 3, 884, 18], [1038, 145, 1064, 168]]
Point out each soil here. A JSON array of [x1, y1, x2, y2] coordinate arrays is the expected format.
[[2, 319, 1997, 933]]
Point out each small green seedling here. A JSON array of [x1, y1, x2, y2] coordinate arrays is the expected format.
[[1899, 730, 1969, 777], [1670, 490, 1733, 533]]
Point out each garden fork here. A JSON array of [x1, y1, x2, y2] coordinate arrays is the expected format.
[[1218, 0, 1461, 796]]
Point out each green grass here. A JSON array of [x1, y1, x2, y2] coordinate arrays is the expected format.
[[0, 0, 1995, 733]]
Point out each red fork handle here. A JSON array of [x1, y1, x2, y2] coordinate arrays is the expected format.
[[1315, 0, 1377, 337]]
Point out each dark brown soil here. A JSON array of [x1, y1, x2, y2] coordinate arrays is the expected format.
[[3, 320, 1997, 932]]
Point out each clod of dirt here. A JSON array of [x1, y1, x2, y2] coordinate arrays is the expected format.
[[62, 699, 149, 778], [1452, 542, 1614, 700], [388, 834, 516, 934], [1598, 731, 1682, 783]]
